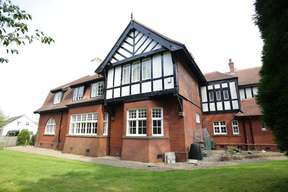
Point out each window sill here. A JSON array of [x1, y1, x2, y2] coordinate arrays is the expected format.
[[43, 133, 55, 136], [66, 134, 108, 138], [232, 134, 241, 137], [213, 134, 228, 137], [122, 136, 170, 140], [261, 130, 268, 132]]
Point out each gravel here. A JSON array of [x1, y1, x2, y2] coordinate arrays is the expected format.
[[5, 146, 288, 172]]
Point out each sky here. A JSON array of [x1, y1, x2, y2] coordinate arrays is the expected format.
[[0, 0, 263, 122]]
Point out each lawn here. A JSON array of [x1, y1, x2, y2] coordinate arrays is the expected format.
[[0, 150, 287, 192]]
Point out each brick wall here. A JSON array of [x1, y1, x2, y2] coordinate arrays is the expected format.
[[203, 113, 278, 151], [36, 111, 68, 150], [63, 136, 108, 156], [176, 54, 201, 107]]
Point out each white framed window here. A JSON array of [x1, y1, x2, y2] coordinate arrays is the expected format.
[[127, 109, 147, 136], [53, 91, 62, 104], [209, 92, 214, 101], [213, 121, 227, 134], [103, 112, 109, 136], [45, 118, 56, 134], [72, 86, 84, 101], [223, 90, 229, 100], [122, 64, 130, 84], [216, 90, 221, 101], [152, 108, 163, 136], [132, 61, 140, 82], [26, 122, 29, 126], [261, 121, 266, 131], [91, 82, 104, 98], [70, 113, 98, 135], [232, 120, 239, 134], [142, 59, 151, 80], [196, 113, 200, 124]]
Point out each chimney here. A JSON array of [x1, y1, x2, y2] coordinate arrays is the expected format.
[[228, 59, 235, 74]]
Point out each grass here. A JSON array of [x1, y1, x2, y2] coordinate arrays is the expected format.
[[0, 150, 288, 192]]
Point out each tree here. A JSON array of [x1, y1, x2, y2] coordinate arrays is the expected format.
[[0, 0, 54, 63], [17, 129, 30, 145], [0, 109, 7, 128], [254, 1, 288, 155]]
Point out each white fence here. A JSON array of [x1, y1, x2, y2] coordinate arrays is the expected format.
[[0, 136, 17, 146]]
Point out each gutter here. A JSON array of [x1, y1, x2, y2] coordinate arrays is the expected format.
[[242, 117, 248, 150], [56, 111, 63, 150], [249, 116, 256, 150]]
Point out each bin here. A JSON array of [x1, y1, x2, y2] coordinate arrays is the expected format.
[[189, 143, 203, 160], [210, 138, 214, 149]]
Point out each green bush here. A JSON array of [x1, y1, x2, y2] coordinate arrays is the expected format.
[[17, 129, 30, 146], [29, 134, 36, 146]]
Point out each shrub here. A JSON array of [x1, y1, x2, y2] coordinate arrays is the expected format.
[[0, 142, 6, 149], [17, 129, 30, 146], [29, 134, 36, 146]]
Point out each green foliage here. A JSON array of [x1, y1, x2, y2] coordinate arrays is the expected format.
[[0, 109, 7, 128], [17, 129, 30, 145], [29, 133, 36, 146], [1, 150, 288, 191], [0, 141, 6, 149], [0, 0, 54, 63], [254, 1, 288, 155]]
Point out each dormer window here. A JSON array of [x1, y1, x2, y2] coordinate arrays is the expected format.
[[72, 86, 84, 101], [53, 91, 63, 104], [91, 82, 104, 98]]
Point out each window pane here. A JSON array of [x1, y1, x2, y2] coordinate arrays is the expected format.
[[223, 90, 229, 100], [132, 62, 140, 82], [209, 92, 214, 101], [97, 82, 104, 96], [91, 83, 97, 97], [142, 59, 151, 80], [138, 109, 146, 118], [122, 64, 130, 84], [216, 91, 221, 101]]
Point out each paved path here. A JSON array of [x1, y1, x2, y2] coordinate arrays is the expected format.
[[4, 146, 288, 172]]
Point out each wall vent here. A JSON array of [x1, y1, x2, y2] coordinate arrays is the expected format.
[[70, 147, 73, 150], [51, 144, 53, 148], [86, 149, 90, 153]]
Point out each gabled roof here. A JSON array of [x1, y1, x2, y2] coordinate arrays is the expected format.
[[204, 71, 236, 82], [35, 74, 103, 113], [95, 19, 184, 73], [6, 115, 23, 123], [236, 98, 262, 117], [225, 66, 261, 86], [95, 19, 206, 83]]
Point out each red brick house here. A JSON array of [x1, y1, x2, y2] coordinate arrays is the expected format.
[[35, 20, 277, 163], [201, 60, 276, 151], [35, 19, 206, 163]]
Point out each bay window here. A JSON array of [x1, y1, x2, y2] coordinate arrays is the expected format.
[[70, 113, 98, 135], [127, 109, 147, 136], [152, 108, 163, 136]]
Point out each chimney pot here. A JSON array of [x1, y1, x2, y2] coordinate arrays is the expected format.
[[228, 59, 235, 74]]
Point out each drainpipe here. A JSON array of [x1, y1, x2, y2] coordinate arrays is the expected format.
[[56, 111, 63, 150], [249, 116, 255, 150], [242, 117, 248, 150]]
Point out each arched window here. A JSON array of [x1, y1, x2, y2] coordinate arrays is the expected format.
[[45, 118, 56, 134]]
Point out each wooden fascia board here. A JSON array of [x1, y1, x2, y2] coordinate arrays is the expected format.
[[96, 20, 184, 74], [132, 21, 183, 51], [95, 22, 133, 74]]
